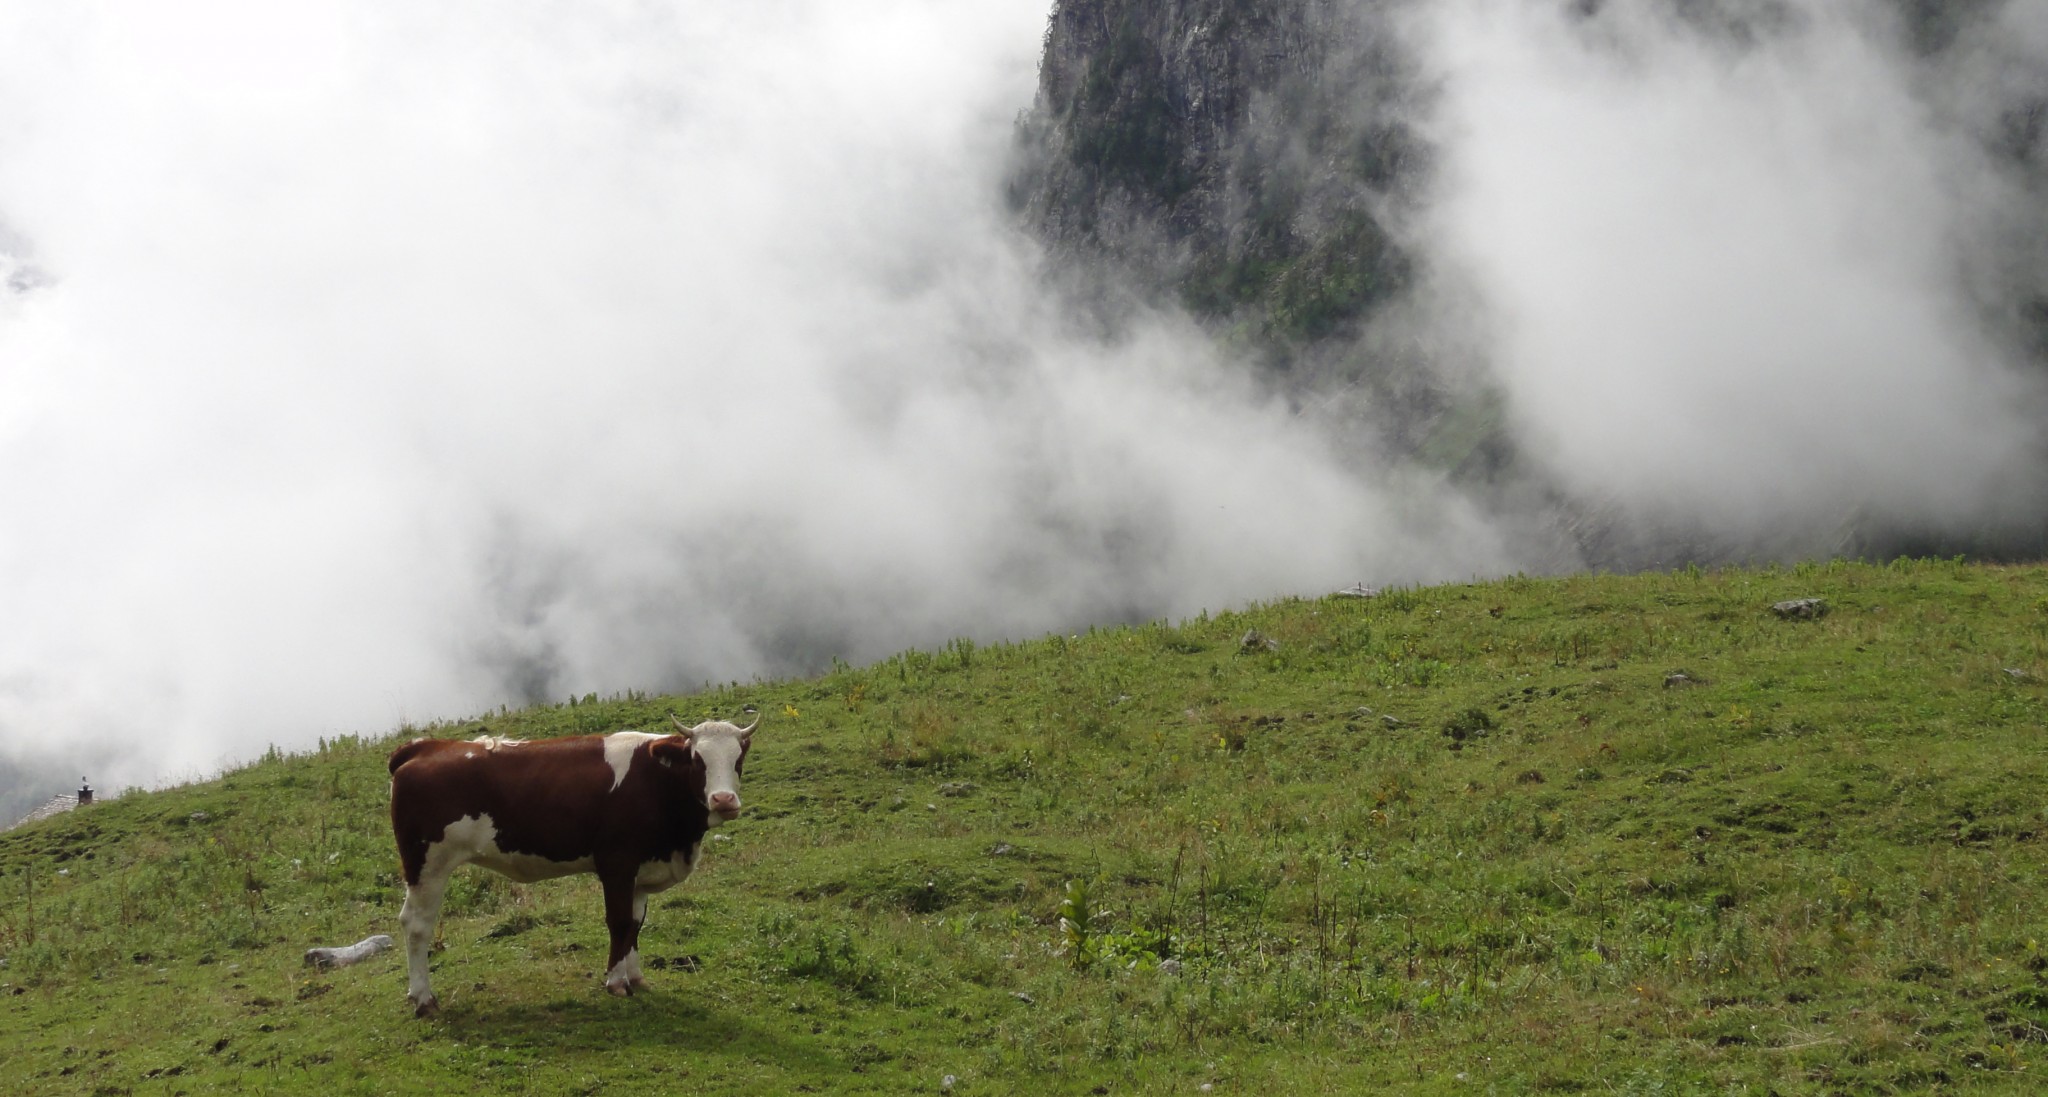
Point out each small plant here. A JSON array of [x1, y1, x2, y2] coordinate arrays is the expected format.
[[1096, 926, 1175, 969], [881, 700, 963, 768], [1058, 879, 1098, 969], [778, 926, 885, 999], [1381, 587, 1421, 613], [1404, 658, 1448, 687], [1441, 707, 1495, 749]]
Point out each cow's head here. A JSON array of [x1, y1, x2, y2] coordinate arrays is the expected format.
[[659, 714, 756, 825]]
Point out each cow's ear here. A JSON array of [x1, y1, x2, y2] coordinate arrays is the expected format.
[[649, 733, 694, 769]]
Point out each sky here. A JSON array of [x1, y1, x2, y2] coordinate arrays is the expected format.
[[1, 0, 2043, 802]]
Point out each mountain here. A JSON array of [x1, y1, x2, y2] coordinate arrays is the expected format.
[[1012, 0, 1418, 373], [1009, 0, 2048, 567]]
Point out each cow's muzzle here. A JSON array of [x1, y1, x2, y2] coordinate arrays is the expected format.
[[710, 791, 741, 820]]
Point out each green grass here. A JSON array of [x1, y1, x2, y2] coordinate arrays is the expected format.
[[6, 558, 2048, 1094]]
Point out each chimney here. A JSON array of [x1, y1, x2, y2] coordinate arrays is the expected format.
[[78, 778, 93, 806]]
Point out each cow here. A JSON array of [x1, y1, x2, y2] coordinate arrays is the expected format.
[[387, 713, 757, 1016]]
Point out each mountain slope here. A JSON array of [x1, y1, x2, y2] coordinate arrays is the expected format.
[[5, 560, 2048, 1093]]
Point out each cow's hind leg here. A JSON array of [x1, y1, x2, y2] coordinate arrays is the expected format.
[[399, 865, 452, 1016], [600, 873, 646, 996]]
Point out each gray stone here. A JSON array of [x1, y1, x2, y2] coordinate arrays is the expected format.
[[304, 934, 395, 971]]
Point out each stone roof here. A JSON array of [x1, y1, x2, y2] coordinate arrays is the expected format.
[[4, 793, 81, 832]]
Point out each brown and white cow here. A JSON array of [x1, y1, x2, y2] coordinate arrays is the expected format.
[[387, 714, 756, 1016]]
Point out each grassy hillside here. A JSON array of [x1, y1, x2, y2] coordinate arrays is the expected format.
[[5, 559, 2048, 1094]]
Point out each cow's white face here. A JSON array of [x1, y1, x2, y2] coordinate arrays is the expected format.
[[672, 716, 754, 826]]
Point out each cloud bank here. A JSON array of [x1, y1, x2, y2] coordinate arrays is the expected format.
[[1405, 0, 2048, 556], [0, 1, 1515, 793]]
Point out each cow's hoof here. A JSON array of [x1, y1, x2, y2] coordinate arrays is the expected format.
[[411, 994, 441, 1018], [605, 980, 633, 998], [628, 974, 650, 991]]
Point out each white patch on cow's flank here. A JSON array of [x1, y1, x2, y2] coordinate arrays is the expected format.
[[469, 735, 525, 751], [602, 731, 662, 791], [429, 812, 593, 883], [633, 845, 700, 893], [433, 814, 500, 870]]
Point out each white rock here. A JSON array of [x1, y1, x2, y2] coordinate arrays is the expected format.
[[304, 934, 396, 971]]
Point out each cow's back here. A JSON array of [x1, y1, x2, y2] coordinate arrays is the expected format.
[[390, 736, 624, 883]]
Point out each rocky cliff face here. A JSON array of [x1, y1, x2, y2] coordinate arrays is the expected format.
[[1014, 0, 2044, 366], [1012, 0, 1418, 356]]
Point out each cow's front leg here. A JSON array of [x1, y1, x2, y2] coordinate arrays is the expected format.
[[600, 872, 646, 997], [627, 891, 651, 990]]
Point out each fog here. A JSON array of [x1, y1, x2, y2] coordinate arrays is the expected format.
[[0, 1, 1515, 798], [1405, 0, 2048, 555], [2, 0, 2043, 803]]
